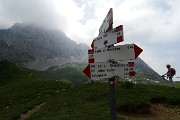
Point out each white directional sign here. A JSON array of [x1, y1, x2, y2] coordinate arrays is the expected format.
[[88, 44, 143, 63], [92, 25, 123, 49], [99, 8, 113, 36], [83, 8, 144, 120], [83, 8, 143, 81], [83, 62, 135, 80]]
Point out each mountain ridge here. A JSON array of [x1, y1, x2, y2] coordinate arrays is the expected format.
[[0, 22, 164, 82], [0, 22, 89, 70]]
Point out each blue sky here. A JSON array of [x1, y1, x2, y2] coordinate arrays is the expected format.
[[0, 0, 180, 81]]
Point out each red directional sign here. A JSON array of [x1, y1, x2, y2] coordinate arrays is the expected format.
[[91, 25, 124, 49], [83, 62, 135, 80], [99, 8, 113, 36], [88, 44, 143, 63]]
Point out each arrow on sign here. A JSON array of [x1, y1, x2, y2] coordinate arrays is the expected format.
[[91, 25, 123, 49], [88, 44, 143, 63], [83, 62, 135, 80], [99, 8, 113, 36]]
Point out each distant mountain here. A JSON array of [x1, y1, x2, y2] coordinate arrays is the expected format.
[[135, 58, 164, 82], [0, 23, 89, 70], [0, 22, 164, 82]]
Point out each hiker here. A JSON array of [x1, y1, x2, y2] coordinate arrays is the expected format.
[[162, 64, 175, 88]]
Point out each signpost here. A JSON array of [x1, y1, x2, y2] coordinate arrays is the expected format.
[[92, 25, 124, 49], [83, 8, 143, 120], [109, 77, 116, 120], [83, 62, 135, 80], [88, 44, 143, 63], [99, 8, 113, 36]]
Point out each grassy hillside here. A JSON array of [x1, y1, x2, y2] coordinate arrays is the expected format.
[[31, 62, 89, 84], [0, 60, 89, 85], [1, 81, 180, 120], [46, 62, 88, 84], [1, 60, 180, 120], [0, 78, 70, 120], [0, 60, 71, 119], [0, 60, 32, 85]]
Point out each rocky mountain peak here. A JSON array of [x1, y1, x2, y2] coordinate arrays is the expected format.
[[0, 23, 163, 82], [0, 23, 89, 70]]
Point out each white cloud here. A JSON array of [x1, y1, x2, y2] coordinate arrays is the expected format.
[[0, 0, 67, 29], [113, 0, 180, 44]]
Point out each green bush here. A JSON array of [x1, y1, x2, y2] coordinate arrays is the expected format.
[[120, 81, 135, 89]]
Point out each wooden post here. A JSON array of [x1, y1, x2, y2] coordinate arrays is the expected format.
[[109, 77, 117, 120]]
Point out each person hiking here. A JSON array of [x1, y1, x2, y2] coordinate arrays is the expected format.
[[162, 64, 175, 88]]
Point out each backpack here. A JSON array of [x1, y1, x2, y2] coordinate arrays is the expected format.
[[171, 68, 176, 76]]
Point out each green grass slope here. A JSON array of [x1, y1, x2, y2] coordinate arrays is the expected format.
[[32, 62, 89, 84], [0, 60, 71, 119], [27, 83, 180, 120], [1, 81, 180, 120], [0, 60, 89, 85], [1, 61, 180, 120], [0, 60, 31, 85], [0, 78, 70, 120]]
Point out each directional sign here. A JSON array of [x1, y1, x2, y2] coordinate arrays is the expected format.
[[88, 44, 143, 63], [99, 8, 113, 36], [92, 25, 123, 49], [83, 62, 135, 80]]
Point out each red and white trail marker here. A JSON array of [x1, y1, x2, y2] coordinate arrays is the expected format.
[[99, 8, 113, 36], [84, 8, 143, 82], [83, 62, 135, 80], [88, 44, 143, 63], [91, 25, 124, 49], [83, 8, 143, 120]]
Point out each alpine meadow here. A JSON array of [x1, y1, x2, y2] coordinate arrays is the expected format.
[[1, 1, 180, 119], [0, 23, 180, 120]]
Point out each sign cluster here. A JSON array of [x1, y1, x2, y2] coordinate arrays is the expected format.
[[83, 8, 143, 80]]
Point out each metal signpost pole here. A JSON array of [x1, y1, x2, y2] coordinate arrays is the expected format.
[[109, 77, 117, 120]]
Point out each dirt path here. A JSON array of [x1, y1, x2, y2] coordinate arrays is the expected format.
[[19, 102, 46, 120], [118, 104, 180, 120]]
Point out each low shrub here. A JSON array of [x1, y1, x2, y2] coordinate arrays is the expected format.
[[120, 81, 135, 89]]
